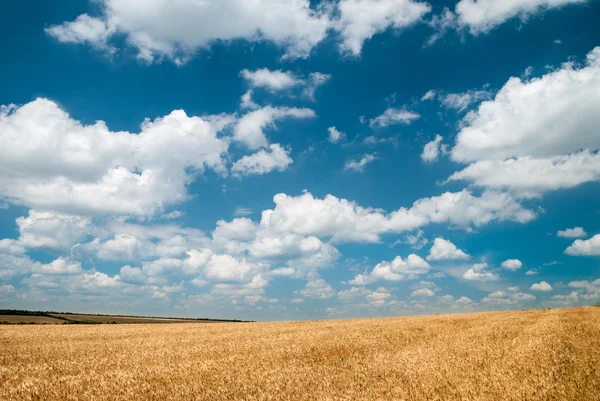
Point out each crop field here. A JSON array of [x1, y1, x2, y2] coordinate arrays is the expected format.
[[1, 307, 599, 400]]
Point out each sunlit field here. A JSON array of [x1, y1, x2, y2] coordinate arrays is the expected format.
[[1, 307, 599, 400]]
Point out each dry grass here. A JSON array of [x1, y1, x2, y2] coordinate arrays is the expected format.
[[1, 307, 599, 400]]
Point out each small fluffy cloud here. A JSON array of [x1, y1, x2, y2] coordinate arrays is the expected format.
[[565, 234, 600, 256], [557, 227, 587, 238], [234, 106, 316, 149], [297, 279, 335, 299], [344, 154, 377, 172], [427, 238, 470, 261], [336, 0, 431, 56], [349, 254, 430, 285], [421, 135, 446, 163], [530, 281, 553, 292], [501, 259, 523, 271], [328, 127, 346, 144], [231, 144, 293, 177], [240, 68, 301, 91], [369, 107, 420, 128], [240, 69, 330, 99], [463, 263, 498, 282], [411, 288, 435, 297]]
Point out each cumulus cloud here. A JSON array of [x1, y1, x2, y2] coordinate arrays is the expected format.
[[452, 48, 600, 163], [328, 126, 346, 144], [46, 0, 332, 63], [463, 263, 499, 282], [349, 254, 430, 285], [557, 227, 587, 238], [454, 0, 588, 35], [232, 144, 293, 177], [344, 154, 377, 172], [234, 106, 316, 149], [565, 234, 600, 256], [411, 288, 435, 297], [447, 48, 600, 198], [0, 98, 231, 216], [482, 290, 535, 305], [240, 69, 330, 99], [297, 279, 335, 299], [501, 259, 523, 271], [447, 150, 600, 197], [530, 281, 553, 291], [261, 190, 535, 243], [369, 107, 420, 128], [336, 0, 431, 56], [421, 135, 446, 163], [426, 238, 470, 261]]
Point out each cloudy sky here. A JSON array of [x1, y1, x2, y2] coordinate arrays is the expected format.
[[0, 0, 599, 320]]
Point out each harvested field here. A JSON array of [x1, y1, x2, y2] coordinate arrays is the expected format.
[[1, 307, 599, 400], [0, 315, 64, 324], [48, 313, 224, 324]]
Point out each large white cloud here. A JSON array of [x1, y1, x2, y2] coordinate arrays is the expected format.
[[46, 0, 332, 62], [447, 150, 600, 196], [452, 47, 600, 163], [454, 0, 588, 35], [260, 190, 535, 243], [565, 234, 600, 256], [336, 0, 431, 56], [0, 98, 231, 216]]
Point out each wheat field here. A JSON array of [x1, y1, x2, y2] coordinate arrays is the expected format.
[[1, 307, 599, 400]]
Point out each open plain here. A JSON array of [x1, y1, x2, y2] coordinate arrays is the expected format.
[[1, 307, 599, 400]]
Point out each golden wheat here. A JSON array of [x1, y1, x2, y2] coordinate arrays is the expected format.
[[1, 307, 599, 400]]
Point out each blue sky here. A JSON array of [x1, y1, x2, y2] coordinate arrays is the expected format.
[[0, 0, 599, 320]]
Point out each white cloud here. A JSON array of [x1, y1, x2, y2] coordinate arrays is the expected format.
[[234, 106, 316, 149], [411, 288, 435, 297], [427, 238, 470, 261], [328, 126, 346, 144], [530, 281, 553, 291], [16, 210, 92, 252], [369, 107, 420, 128], [240, 90, 259, 110], [463, 262, 499, 282], [501, 259, 523, 271], [240, 68, 301, 91], [0, 98, 230, 216], [452, 47, 600, 163], [261, 190, 535, 243], [454, 0, 588, 35], [482, 290, 535, 304], [525, 270, 539, 275], [232, 144, 293, 177], [349, 254, 430, 285], [344, 154, 377, 172], [421, 90, 436, 101], [403, 229, 428, 250], [233, 207, 253, 217], [557, 227, 587, 238], [421, 135, 445, 163], [290, 298, 304, 304], [33, 257, 83, 275], [46, 0, 332, 63], [297, 279, 335, 299], [441, 89, 492, 111], [336, 0, 431, 56], [565, 234, 600, 256], [447, 150, 600, 197]]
